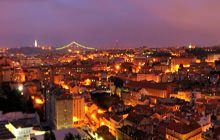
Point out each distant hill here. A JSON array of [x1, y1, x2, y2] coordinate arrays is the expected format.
[[7, 46, 96, 55], [8, 47, 55, 56]]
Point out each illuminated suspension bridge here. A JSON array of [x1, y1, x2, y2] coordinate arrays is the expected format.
[[55, 41, 95, 50]]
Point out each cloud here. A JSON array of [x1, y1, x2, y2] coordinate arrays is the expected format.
[[133, 1, 220, 30], [0, 0, 220, 47]]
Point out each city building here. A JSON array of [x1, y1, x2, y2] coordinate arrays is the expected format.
[[73, 95, 85, 127], [166, 120, 202, 140], [50, 94, 74, 130]]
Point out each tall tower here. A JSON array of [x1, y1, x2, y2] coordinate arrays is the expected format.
[[34, 40, 38, 47], [115, 40, 119, 49], [53, 94, 74, 129], [188, 43, 195, 49], [188, 43, 192, 49]]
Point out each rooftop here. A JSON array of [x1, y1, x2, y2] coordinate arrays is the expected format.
[[167, 120, 201, 134], [0, 121, 15, 139]]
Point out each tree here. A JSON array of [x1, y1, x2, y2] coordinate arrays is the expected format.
[[64, 133, 81, 140], [211, 114, 217, 121], [64, 133, 74, 140], [96, 126, 115, 140], [44, 130, 56, 140], [109, 77, 124, 88], [179, 64, 183, 69], [97, 125, 109, 134], [0, 85, 36, 113], [74, 134, 81, 140]]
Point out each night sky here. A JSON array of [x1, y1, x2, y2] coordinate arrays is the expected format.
[[0, 0, 220, 48]]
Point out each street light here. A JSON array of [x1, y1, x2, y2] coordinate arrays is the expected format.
[[115, 64, 120, 70], [18, 85, 23, 91]]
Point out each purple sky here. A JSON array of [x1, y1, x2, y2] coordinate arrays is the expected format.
[[0, 0, 220, 48]]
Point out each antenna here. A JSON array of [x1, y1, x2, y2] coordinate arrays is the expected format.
[[115, 40, 119, 49]]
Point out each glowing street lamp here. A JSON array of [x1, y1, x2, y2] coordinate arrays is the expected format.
[[85, 106, 88, 112], [85, 79, 91, 86], [62, 84, 69, 90], [34, 98, 44, 105], [115, 64, 120, 71], [165, 69, 170, 73], [97, 109, 105, 114], [100, 122, 105, 126], [73, 116, 78, 122], [91, 113, 96, 120], [18, 85, 23, 91]]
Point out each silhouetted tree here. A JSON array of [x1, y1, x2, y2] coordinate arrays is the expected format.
[[44, 130, 56, 140], [211, 114, 217, 121], [64, 133, 82, 140], [74, 134, 81, 140], [179, 64, 184, 69], [64, 133, 74, 140], [109, 77, 124, 88], [97, 125, 115, 140]]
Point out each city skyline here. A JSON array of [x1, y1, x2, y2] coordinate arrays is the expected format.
[[1, 1, 220, 139], [1, 0, 220, 48]]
